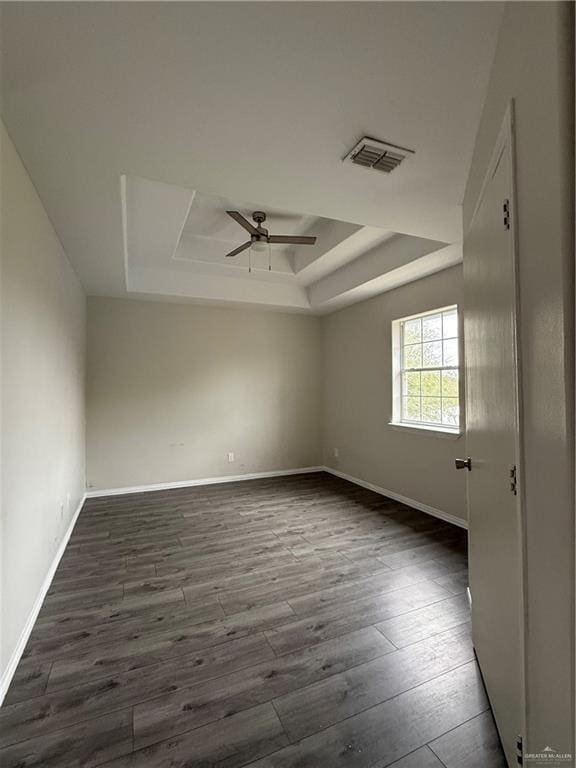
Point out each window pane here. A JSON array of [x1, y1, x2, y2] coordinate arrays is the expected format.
[[443, 310, 458, 339], [422, 314, 442, 341], [443, 338, 458, 366], [395, 305, 458, 430], [404, 344, 422, 369], [422, 397, 442, 424], [403, 397, 421, 422], [421, 370, 441, 396], [403, 371, 421, 396], [442, 397, 460, 426], [403, 318, 421, 344], [422, 341, 442, 368], [442, 369, 459, 398]]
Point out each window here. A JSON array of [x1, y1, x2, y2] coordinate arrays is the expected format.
[[392, 306, 460, 432]]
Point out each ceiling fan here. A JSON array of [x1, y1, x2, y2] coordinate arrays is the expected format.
[[224, 210, 317, 260]]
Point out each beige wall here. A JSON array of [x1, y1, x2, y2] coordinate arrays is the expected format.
[[322, 265, 466, 524], [86, 298, 322, 490], [0, 121, 86, 682], [463, 1, 574, 757]]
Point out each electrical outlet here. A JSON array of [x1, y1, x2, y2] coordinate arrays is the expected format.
[[334, 447, 340, 459], [227, 452, 235, 463]]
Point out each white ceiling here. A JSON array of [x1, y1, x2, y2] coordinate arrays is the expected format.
[[1, 2, 504, 313]]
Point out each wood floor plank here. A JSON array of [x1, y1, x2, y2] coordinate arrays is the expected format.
[[377, 540, 466, 570], [300, 527, 461, 560], [39, 586, 124, 615], [34, 587, 189, 629], [217, 558, 389, 615], [386, 746, 445, 768], [244, 662, 489, 768], [132, 626, 394, 749], [428, 710, 507, 768], [286, 561, 455, 617], [433, 570, 469, 596], [24, 597, 224, 655], [151, 551, 353, 601], [47, 602, 295, 690], [155, 549, 300, 579], [2, 659, 52, 705], [273, 623, 473, 741], [0, 710, 133, 768], [99, 703, 288, 768], [127, 540, 294, 571], [0, 634, 273, 747], [429, 550, 468, 572], [49, 568, 154, 596], [375, 594, 471, 649], [264, 581, 451, 655]]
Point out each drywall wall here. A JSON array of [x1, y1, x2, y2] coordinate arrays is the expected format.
[[0, 121, 86, 686], [322, 264, 466, 524], [86, 298, 322, 490], [463, 2, 574, 758]]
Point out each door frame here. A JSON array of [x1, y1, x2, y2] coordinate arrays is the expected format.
[[465, 99, 528, 755]]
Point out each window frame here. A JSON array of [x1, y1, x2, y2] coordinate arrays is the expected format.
[[390, 305, 463, 437]]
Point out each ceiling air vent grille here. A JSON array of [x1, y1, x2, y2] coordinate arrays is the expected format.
[[344, 137, 414, 173]]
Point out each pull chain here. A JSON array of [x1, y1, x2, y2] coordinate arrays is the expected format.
[[249, 242, 252, 274], [268, 241, 272, 271]]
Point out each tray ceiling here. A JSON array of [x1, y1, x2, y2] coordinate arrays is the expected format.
[[1, 2, 504, 312], [123, 175, 458, 313]]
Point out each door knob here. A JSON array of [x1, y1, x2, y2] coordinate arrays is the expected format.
[[455, 457, 472, 471]]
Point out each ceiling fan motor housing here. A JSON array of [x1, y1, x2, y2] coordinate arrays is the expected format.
[[252, 212, 268, 239]]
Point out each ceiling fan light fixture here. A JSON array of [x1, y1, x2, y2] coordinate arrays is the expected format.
[[223, 210, 318, 264]]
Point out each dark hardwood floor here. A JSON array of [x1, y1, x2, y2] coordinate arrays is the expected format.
[[1, 471, 506, 767]]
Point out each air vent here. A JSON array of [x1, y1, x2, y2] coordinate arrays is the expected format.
[[343, 137, 414, 173]]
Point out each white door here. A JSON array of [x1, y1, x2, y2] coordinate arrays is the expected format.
[[462, 106, 525, 767]]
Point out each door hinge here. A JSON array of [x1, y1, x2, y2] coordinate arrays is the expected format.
[[503, 199, 511, 230], [510, 465, 518, 496], [517, 735, 524, 765]]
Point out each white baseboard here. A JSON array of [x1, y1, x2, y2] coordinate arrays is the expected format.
[[85, 466, 324, 499], [0, 493, 86, 707], [322, 466, 468, 530]]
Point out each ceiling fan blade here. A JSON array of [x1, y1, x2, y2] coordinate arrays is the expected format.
[[268, 235, 317, 245], [224, 241, 251, 258], [226, 211, 259, 236]]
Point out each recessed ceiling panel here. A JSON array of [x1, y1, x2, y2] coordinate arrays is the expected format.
[[122, 173, 459, 312], [176, 191, 322, 273]]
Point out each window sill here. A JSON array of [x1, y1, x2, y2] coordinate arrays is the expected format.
[[388, 422, 463, 439]]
